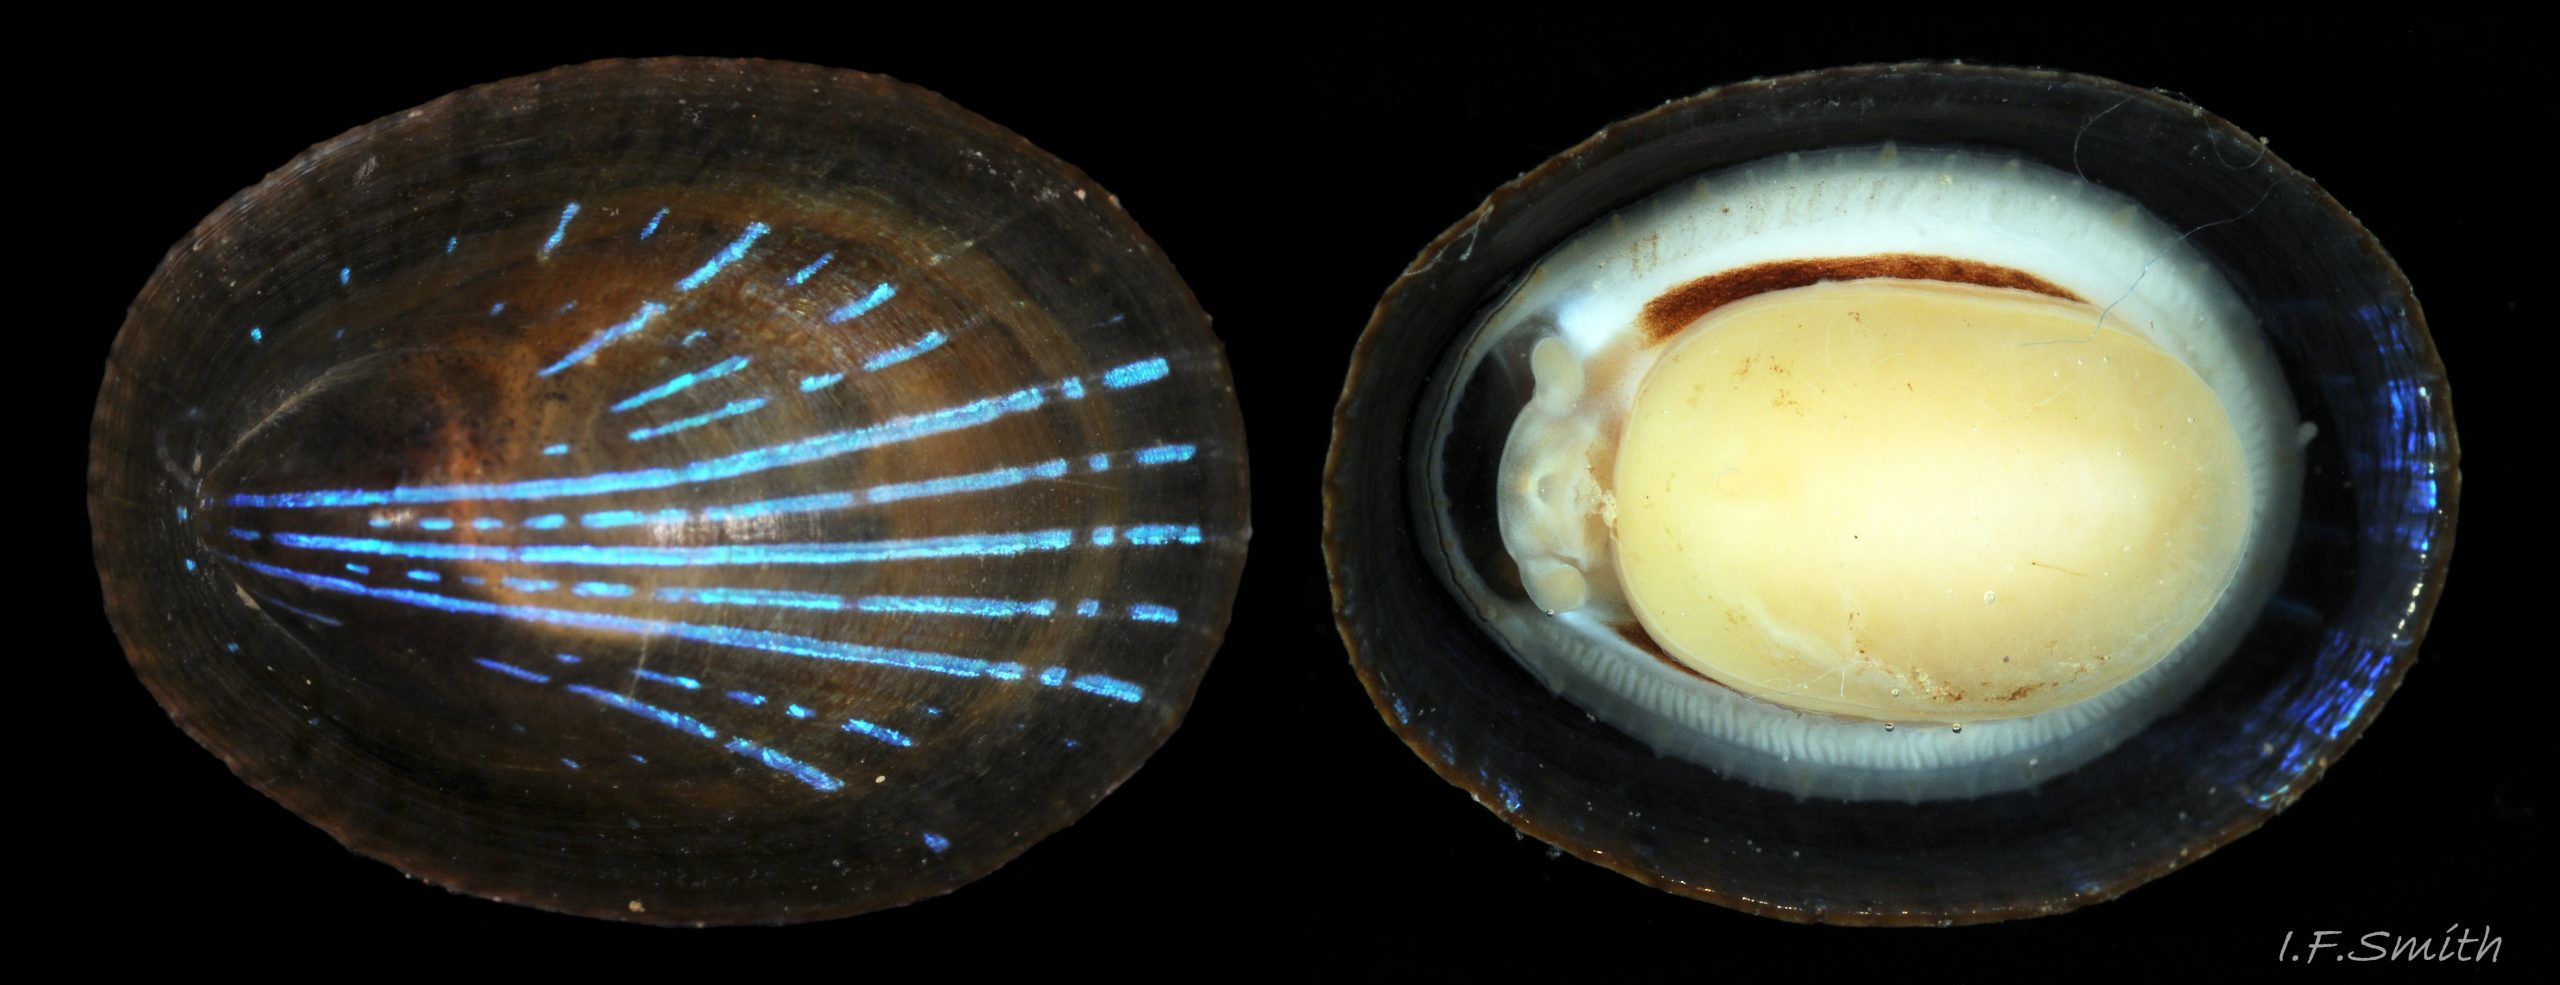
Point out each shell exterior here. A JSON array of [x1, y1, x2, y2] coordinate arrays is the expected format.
[[89, 58, 1247, 924], [1325, 63, 2456, 924]]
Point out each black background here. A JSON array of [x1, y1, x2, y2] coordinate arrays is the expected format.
[[56, 18, 2541, 977]]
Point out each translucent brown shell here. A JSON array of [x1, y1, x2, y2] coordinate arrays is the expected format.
[[89, 57, 1248, 925]]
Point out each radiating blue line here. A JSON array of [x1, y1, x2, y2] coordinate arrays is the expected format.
[[700, 491, 855, 522], [542, 443, 570, 456], [658, 586, 844, 609], [610, 355, 750, 413], [867, 458, 1068, 504], [581, 508, 689, 529], [537, 301, 668, 377], [922, 832, 950, 854], [680, 330, 707, 347], [628, 397, 766, 442], [541, 203, 579, 258], [503, 577, 556, 592], [786, 704, 813, 719], [568, 683, 844, 792], [556, 653, 582, 664], [562, 758, 582, 770], [789, 252, 834, 285], [460, 576, 486, 586], [229, 558, 1142, 701], [345, 563, 370, 575], [574, 582, 634, 598], [727, 690, 766, 706], [1038, 667, 1068, 686], [1104, 357, 1169, 388], [229, 381, 1071, 508], [475, 658, 551, 684], [1124, 524, 1204, 545], [264, 528, 1081, 566], [252, 592, 343, 627], [634, 668, 701, 690], [1076, 599, 1101, 617], [842, 718, 915, 747], [1090, 526, 1114, 546], [419, 518, 454, 531], [472, 517, 506, 530], [407, 570, 441, 582], [339, 266, 351, 285], [862, 331, 945, 372], [857, 596, 1056, 618], [800, 373, 844, 392], [827, 283, 896, 322], [640, 207, 668, 239], [526, 515, 566, 529], [228, 528, 262, 541], [725, 736, 844, 792], [1071, 676, 1145, 702], [1059, 378, 1084, 399], [490, 302, 507, 316], [865, 591, 1054, 614], [566, 684, 711, 738], [1130, 603, 1180, 624], [1135, 444, 1197, 465], [676, 222, 769, 292]]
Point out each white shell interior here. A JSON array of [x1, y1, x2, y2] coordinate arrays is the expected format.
[[1425, 144, 2303, 801]]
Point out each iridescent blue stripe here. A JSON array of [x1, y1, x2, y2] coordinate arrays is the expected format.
[[658, 586, 844, 610], [788, 251, 834, 285], [502, 577, 557, 592], [573, 581, 634, 598], [474, 658, 552, 684], [418, 518, 454, 531], [1104, 357, 1169, 388], [1124, 524, 1204, 545], [863, 331, 945, 372], [566, 683, 843, 792], [628, 397, 766, 442], [542, 443, 571, 456], [867, 458, 1068, 504], [827, 283, 896, 322], [841, 718, 915, 747], [675, 222, 769, 293], [1130, 603, 1180, 624], [263, 528, 1075, 566], [633, 668, 701, 690], [856, 596, 1056, 618], [1135, 444, 1197, 465], [610, 355, 750, 413], [229, 380, 1066, 508], [640, 207, 668, 239], [580, 508, 689, 529], [541, 203, 579, 258], [800, 373, 844, 392], [537, 301, 668, 377], [228, 558, 1145, 701]]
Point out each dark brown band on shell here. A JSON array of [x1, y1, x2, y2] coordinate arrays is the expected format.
[[1638, 254, 2086, 343]]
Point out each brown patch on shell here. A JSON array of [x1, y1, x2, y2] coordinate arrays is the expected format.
[[1637, 254, 2085, 343]]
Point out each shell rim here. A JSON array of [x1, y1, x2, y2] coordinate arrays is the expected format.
[[1319, 59, 2459, 927], [89, 54, 1254, 927]]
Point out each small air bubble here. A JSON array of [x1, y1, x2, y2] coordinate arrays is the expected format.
[[1882, 722, 1895, 732], [1950, 723, 1964, 733], [1983, 590, 1996, 604]]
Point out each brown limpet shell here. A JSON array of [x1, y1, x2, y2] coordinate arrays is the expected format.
[[90, 58, 1248, 925]]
